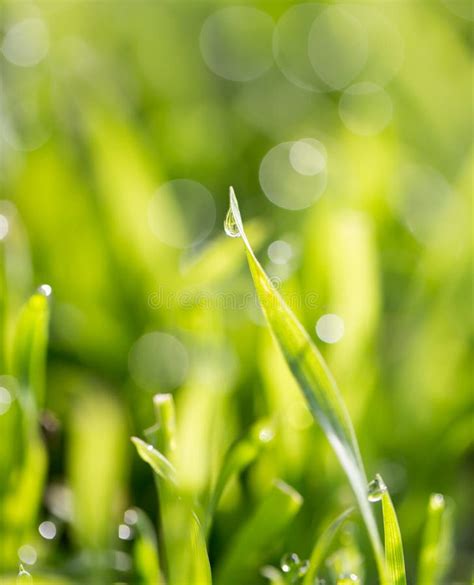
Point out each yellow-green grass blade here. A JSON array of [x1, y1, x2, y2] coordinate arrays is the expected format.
[[131, 437, 178, 486], [134, 394, 211, 585], [376, 475, 407, 585], [132, 508, 164, 585], [417, 493, 453, 585], [227, 188, 386, 583], [205, 418, 274, 536], [214, 479, 303, 585], [12, 287, 51, 414], [303, 508, 354, 585]]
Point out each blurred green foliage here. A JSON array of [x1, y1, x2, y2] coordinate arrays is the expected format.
[[0, 0, 472, 583]]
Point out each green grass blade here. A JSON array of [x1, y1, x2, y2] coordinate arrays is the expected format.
[[303, 508, 354, 585], [226, 188, 386, 583], [12, 287, 51, 414], [374, 475, 407, 585], [205, 418, 274, 536], [131, 437, 178, 486], [132, 508, 164, 585], [215, 479, 303, 585], [134, 394, 211, 585], [417, 493, 453, 585]]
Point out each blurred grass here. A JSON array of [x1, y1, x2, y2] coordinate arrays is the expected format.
[[0, 0, 472, 583]]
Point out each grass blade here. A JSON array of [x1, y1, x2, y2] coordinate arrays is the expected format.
[[214, 479, 303, 585], [226, 188, 386, 583], [303, 508, 354, 585], [205, 418, 274, 536], [12, 286, 51, 414], [417, 493, 453, 585], [132, 508, 164, 585], [370, 475, 407, 585], [131, 437, 178, 486]]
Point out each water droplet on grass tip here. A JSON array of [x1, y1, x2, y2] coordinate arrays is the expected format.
[[280, 552, 300, 573], [37, 284, 52, 297], [367, 475, 387, 502], [38, 520, 56, 540], [337, 574, 360, 584], [224, 205, 241, 238], [0, 215, 9, 240], [17, 564, 32, 583]]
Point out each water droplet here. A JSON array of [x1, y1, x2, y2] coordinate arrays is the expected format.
[[258, 427, 274, 443], [337, 574, 360, 584], [298, 559, 310, 577], [38, 520, 56, 540], [37, 284, 52, 297], [118, 523, 132, 540], [0, 215, 9, 241], [17, 564, 32, 583], [368, 475, 387, 503], [224, 205, 241, 238], [280, 552, 301, 573]]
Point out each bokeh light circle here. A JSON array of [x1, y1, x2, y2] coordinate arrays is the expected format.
[[199, 7, 274, 82], [273, 3, 329, 93], [1, 18, 49, 67], [259, 139, 327, 210], [316, 314, 345, 344], [268, 240, 293, 265], [308, 6, 368, 90], [148, 179, 216, 249], [392, 165, 453, 243], [128, 332, 189, 391], [339, 82, 393, 136]]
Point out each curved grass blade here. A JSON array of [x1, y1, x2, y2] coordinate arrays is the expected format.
[[12, 286, 51, 414], [303, 508, 354, 585], [132, 507, 163, 585], [131, 437, 178, 487], [374, 475, 407, 585], [214, 479, 303, 585], [417, 493, 453, 585], [205, 418, 274, 536], [226, 188, 386, 583]]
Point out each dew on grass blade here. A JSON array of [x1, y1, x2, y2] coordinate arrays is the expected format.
[[224, 193, 241, 238], [17, 564, 32, 584], [118, 523, 132, 540], [38, 520, 56, 540], [0, 215, 9, 240], [337, 574, 360, 584], [280, 552, 300, 573], [37, 284, 52, 297], [368, 475, 387, 503]]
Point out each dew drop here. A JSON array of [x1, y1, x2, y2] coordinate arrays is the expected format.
[[17, 564, 32, 583], [280, 552, 300, 573], [298, 559, 310, 577], [0, 215, 9, 241], [224, 205, 241, 238], [367, 474, 387, 502], [37, 284, 52, 297], [337, 573, 360, 584]]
